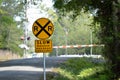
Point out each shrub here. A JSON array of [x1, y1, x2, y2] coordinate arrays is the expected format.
[[52, 57, 112, 80]]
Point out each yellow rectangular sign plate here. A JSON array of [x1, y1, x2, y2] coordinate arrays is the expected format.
[[35, 39, 52, 53]]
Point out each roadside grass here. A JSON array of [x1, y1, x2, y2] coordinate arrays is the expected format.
[[48, 57, 112, 80]]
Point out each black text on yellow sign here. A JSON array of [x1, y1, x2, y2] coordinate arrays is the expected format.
[[32, 18, 54, 39], [35, 39, 52, 53]]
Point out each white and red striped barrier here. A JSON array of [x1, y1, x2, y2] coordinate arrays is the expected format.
[[53, 44, 104, 49]]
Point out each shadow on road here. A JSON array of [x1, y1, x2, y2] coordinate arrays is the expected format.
[[0, 70, 42, 80], [0, 57, 70, 80], [0, 57, 69, 68]]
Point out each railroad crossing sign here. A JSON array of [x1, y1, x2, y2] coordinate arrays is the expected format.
[[35, 39, 52, 53], [32, 18, 54, 39]]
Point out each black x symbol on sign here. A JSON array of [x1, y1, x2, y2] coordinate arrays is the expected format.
[[35, 20, 51, 37]]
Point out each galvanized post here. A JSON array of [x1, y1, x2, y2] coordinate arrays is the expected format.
[[43, 53, 46, 80]]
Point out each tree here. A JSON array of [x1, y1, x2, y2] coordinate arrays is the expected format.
[[45, 7, 100, 55], [53, 0, 120, 79], [0, 0, 24, 55]]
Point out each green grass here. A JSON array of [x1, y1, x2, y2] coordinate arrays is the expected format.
[[49, 57, 112, 80]]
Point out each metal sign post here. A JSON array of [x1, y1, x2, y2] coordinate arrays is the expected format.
[[43, 53, 46, 80], [32, 18, 54, 80]]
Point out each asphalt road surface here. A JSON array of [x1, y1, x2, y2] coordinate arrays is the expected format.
[[0, 57, 72, 80]]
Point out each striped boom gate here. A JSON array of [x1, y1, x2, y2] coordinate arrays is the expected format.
[[53, 44, 104, 49]]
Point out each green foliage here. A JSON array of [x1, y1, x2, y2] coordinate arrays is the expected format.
[[61, 58, 102, 74], [53, 0, 120, 79], [77, 66, 110, 80], [36, 2, 102, 56], [0, 16, 14, 25], [52, 58, 111, 80], [0, 0, 24, 17], [0, 15, 23, 55], [0, 0, 23, 55], [50, 11, 101, 55]]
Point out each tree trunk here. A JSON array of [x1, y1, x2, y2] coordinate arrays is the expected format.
[[99, 1, 120, 79], [104, 1, 120, 79]]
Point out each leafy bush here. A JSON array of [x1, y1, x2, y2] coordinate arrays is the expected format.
[[51, 57, 112, 80]]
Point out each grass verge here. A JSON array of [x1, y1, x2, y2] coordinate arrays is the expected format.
[[47, 57, 112, 80]]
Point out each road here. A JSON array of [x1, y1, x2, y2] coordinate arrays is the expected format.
[[0, 57, 71, 80]]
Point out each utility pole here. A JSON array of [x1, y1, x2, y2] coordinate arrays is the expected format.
[[65, 28, 68, 56], [90, 30, 93, 55], [56, 48, 58, 57], [57, 20, 69, 56], [23, 0, 29, 58]]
